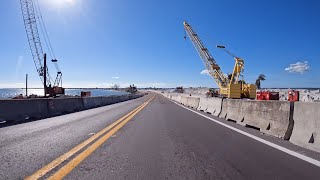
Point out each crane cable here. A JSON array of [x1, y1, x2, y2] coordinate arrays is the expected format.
[[34, 0, 56, 60], [35, 0, 62, 77], [34, 0, 61, 83]]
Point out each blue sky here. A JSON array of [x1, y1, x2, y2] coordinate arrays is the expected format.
[[1, 0, 320, 88]]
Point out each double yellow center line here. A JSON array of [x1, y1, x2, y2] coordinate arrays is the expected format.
[[26, 96, 154, 180]]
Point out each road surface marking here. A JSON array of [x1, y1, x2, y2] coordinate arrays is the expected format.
[[172, 101, 320, 168], [47, 96, 154, 180], [25, 97, 152, 180]]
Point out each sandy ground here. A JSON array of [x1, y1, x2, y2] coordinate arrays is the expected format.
[[163, 87, 320, 102]]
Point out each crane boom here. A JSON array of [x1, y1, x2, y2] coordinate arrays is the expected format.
[[183, 21, 229, 88], [183, 21, 256, 99], [20, 0, 52, 87], [20, 0, 64, 96]]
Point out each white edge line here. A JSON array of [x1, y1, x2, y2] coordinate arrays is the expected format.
[[163, 96, 320, 168]]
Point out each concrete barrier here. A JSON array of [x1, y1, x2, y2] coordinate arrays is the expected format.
[[0, 99, 48, 122], [171, 95, 176, 101], [181, 96, 188, 105], [219, 99, 244, 122], [101, 96, 114, 106], [170, 94, 183, 104], [0, 93, 144, 125], [129, 94, 140, 100], [48, 98, 84, 116], [290, 102, 320, 152], [205, 97, 223, 117], [242, 101, 293, 140], [219, 99, 293, 139], [175, 95, 182, 103], [197, 98, 209, 112], [129, 94, 139, 100], [119, 95, 130, 102], [130, 94, 143, 99], [186, 97, 200, 109], [132, 94, 143, 99], [111, 96, 121, 104], [83, 97, 103, 109]]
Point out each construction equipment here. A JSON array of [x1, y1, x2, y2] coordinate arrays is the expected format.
[[175, 87, 184, 93], [20, 0, 64, 97], [183, 21, 256, 98], [288, 90, 299, 102], [206, 88, 219, 98], [256, 91, 279, 100], [125, 85, 138, 94]]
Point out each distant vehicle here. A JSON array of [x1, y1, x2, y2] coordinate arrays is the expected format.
[[206, 88, 219, 98], [125, 85, 137, 94], [175, 87, 184, 93]]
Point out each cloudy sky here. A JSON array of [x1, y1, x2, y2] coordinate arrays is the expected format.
[[1, 0, 319, 88]]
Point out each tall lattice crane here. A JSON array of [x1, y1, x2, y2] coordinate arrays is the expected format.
[[20, 0, 64, 96], [183, 21, 256, 98]]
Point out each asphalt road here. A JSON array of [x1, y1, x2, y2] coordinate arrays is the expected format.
[[1, 93, 320, 180]]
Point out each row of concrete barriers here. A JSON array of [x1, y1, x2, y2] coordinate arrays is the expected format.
[[162, 93, 320, 153], [0, 93, 144, 124]]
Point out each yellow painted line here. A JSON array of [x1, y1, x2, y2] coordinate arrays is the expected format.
[[25, 97, 152, 180], [48, 96, 154, 180]]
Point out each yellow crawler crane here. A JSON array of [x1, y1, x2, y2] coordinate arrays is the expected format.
[[183, 21, 256, 98]]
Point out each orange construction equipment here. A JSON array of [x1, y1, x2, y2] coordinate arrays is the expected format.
[[288, 90, 299, 102], [256, 92, 279, 100]]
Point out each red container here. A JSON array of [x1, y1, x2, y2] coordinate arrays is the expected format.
[[288, 90, 299, 102], [81, 91, 91, 97], [256, 92, 279, 100], [256, 92, 264, 100]]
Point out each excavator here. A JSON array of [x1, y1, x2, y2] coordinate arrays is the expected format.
[[183, 21, 256, 99]]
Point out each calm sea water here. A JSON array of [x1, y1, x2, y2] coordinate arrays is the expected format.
[[0, 88, 128, 99]]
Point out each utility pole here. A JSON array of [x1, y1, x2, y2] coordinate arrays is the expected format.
[[44, 53, 47, 97], [26, 74, 28, 97]]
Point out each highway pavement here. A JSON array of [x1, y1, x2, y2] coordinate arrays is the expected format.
[[0, 93, 320, 179]]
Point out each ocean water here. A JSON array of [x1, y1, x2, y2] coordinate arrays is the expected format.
[[0, 88, 128, 99]]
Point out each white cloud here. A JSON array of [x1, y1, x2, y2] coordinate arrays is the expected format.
[[112, 77, 119, 79], [285, 61, 310, 74], [200, 69, 209, 75]]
